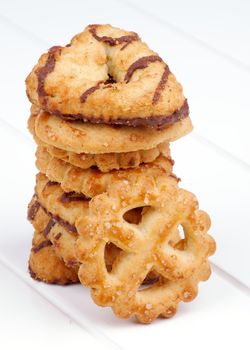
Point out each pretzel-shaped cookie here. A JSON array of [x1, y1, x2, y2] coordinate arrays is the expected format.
[[26, 24, 188, 127], [76, 175, 215, 323], [29, 174, 172, 284], [29, 229, 79, 285]]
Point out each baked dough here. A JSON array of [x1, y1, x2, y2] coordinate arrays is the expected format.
[[26, 24, 189, 127]]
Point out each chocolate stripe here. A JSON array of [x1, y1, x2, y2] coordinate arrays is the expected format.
[[49, 99, 189, 128], [46, 180, 58, 187], [43, 218, 55, 237], [152, 65, 170, 104], [39, 202, 78, 235], [32, 240, 52, 253], [80, 82, 102, 103], [54, 215, 78, 234], [167, 157, 175, 166], [54, 232, 62, 240], [80, 76, 117, 103], [36, 46, 62, 105], [89, 25, 139, 46], [28, 200, 40, 221], [121, 41, 133, 51], [169, 174, 181, 182], [124, 55, 163, 83], [61, 192, 89, 203], [115, 99, 188, 128], [49, 46, 63, 54]]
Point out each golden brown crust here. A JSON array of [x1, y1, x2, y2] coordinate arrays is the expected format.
[[25, 23, 215, 325], [28, 169, 215, 323], [28, 179, 165, 284], [75, 174, 215, 323], [35, 146, 174, 197], [28, 230, 79, 285], [44, 143, 170, 172], [28, 109, 192, 154], [29, 173, 215, 323], [26, 24, 188, 126], [28, 113, 172, 172], [28, 195, 80, 268]]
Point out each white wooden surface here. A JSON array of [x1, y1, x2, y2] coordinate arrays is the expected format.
[[0, 1, 249, 349]]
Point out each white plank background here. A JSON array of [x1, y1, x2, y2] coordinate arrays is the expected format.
[[0, 1, 249, 349]]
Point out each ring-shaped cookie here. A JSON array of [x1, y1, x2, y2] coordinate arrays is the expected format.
[[29, 109, 192, 154], [26, 24, 189, 127], [28, 111, 173, 171], [28, 229, 79, 285]]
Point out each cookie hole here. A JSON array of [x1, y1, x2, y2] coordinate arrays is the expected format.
[[178, 225, 185, 239], [138, 271, 161, 290], [171, 225, 186, 251], [104, 242, 122, 272], [104, 74, 116, 84], [143, 271, 159, 287], [123, 206, 150, 225]]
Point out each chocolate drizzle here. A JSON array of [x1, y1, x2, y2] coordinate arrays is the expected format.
[[50, 99, 189, 128], [124, 55, 170, 105], [54, 232, 62, 240], [167, 157, 175, 166], [29, 197, 78, 236], [121, 41, 133, 51], [49, 46, 62, 54], [61, 192, 89, 203], [124, 55, 163, 83], [108, 99, 189, 127], [43, 218, 56, 237], [80, 76, 118, 103], [39, 202, 78, 235], [46, 180, 58, 187], [152, 65, 170, 104], [28, 200, 40, 221], [32, 240, 52, 253], [36, 46, 62, 105], [80, 81, 102, 103], [169, 173, 181, 182], [53, 214, 78, 234], [89, 25, 139, 46]]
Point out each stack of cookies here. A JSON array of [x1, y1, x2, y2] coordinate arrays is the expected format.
[[26, 24, 215, 323]]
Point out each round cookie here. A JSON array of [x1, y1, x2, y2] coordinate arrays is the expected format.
[[28, 194, 80, 268], [28, 112, 172, 172], [29, 110, 192, 154], [43, 142, 169, 172], [29, 229, 79, 285], [35, 146, 174, 198], [26, 24, 189, 127]]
